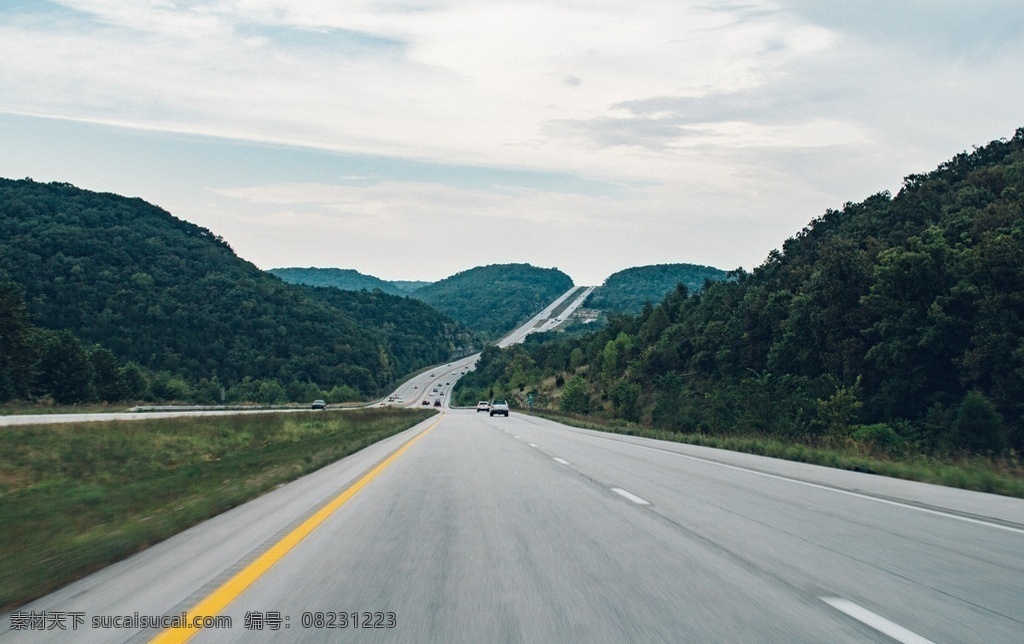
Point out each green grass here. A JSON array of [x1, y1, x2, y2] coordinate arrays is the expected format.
[[0, 408, 435, 612], [0, 402, 132, 415], [524, 409, 1024, 499]]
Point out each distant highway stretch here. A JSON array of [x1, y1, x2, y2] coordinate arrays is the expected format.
[[385, 285, 593, 409], [4, 409, 1022, 642]]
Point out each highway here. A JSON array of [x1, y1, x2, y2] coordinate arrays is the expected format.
[[3, 410, 1022, 642], [3, 284, 1023, 642], [380, 285, 593, 409]]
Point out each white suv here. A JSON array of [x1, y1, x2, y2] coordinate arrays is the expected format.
[[488, 400, 509, 417]]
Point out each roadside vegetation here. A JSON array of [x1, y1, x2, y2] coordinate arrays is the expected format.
[[455, 129, 1024, 497], [0, 407, 434, 612], [526, 410, 1024, 498]]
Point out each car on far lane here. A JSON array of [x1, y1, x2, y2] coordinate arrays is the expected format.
[[489, 400, 509, 417], [311, 400, 327, 410], [476, 401, 490, 413]]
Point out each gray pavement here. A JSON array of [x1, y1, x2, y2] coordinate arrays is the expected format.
[[4, 409, 1022, 642]]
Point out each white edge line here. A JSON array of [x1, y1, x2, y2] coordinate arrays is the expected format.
[[579, 433, 1024, 535], [528, 443, 538, 448], [553, 457, 570, 465], [821, 597, 934, 644], [612, 487, 650, 505]]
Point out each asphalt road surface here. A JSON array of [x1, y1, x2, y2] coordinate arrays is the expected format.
[[4, 409, 1022, 642]]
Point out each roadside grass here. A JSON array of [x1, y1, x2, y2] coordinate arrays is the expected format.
[[0, 408, 435, 613], [0, 402, 132, 416], [525, 410, 1024, 499]]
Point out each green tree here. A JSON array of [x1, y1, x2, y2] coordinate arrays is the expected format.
[[0, 280, 35, 400], [812, 377, 863, 443], [559, 375, 590, 414], [89, 346, 123, 402], [610, 380, 642, 422], [34, 330, 94, 403], [118, 362, 148, 401], [601, 332, 634, 383], [949, 391, 1006, 453], [149, 373, 192, 402]]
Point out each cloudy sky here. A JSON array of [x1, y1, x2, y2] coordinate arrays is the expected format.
[[2, 1, 1022, 286]]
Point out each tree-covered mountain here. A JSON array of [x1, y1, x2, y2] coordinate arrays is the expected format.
[[390, 280, 431, 294], [268, 267, 415, 297], [457, 128, 1024, 456], [409, 264, 574, 337], [586, 263, 729, 314], [0, 179, 474, 402]]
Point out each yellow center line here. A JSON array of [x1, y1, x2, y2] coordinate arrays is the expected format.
[[150, 413, 444, 643]]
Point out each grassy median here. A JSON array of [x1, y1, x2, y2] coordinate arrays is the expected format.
[[0, 408, 435, 612]]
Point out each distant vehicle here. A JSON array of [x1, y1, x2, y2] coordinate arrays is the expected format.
[[489, 400, 509, 417], [311, 400, 327, 410], [395, 397, 404, 403], [422, 400, 430, 406], [433, 399, 442, 407], [476, 401, 490, 413]]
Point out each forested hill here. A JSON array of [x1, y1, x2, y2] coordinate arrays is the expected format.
[[586, 263, 729, 313], [268, 267, 412, 296], [410, 264, 574, 337], [462, 128, 1024, 455], [0, 179, 474, 398]]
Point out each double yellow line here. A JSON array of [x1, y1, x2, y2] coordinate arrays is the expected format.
[[151, 414, 443, 643]]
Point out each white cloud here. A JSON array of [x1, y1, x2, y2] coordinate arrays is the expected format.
[[1, 0, 1022, 284]]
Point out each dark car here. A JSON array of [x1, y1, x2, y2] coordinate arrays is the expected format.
[[422, 399, 430, 405], [311, 400, 327, 410], [433, 399, 442, 407]]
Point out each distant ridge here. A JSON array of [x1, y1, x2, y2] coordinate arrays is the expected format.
[[268, 267, 420, 296], [411, 263, 574, 337], [587, 263, 729, 313]]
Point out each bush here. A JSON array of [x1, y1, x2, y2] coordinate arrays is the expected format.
[[559, 375, 590, 414], [949, 391, 1007, 454], [852, 423, 904, 456]]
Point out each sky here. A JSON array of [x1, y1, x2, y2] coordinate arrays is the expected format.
[[1, 1, 1023, 286]]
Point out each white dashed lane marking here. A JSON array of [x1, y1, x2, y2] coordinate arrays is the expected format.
[[821, 597, 934, 644], [612, 487, 650, 505]]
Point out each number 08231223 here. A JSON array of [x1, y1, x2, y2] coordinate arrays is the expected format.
[[300, 612, 396, 629]]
